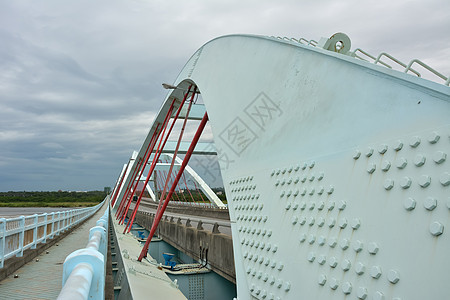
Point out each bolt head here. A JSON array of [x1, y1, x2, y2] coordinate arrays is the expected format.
[[424, 197, 437, 211], [338, 200, 346, 210], [327, 186, 334, 194], [373, 291, 385, 300], [307, 252, 316, 262], [351, 218, 361, 229], [327, 201, 335, 210], [409, 136, 421, 147], [309, 174, 315, 181], [340, 239, 349, 250], [317, 186, 324, 195], [393, 140, 403, 151], [291, 216, 298, 224], [400, 176, 412, 189], [317, 217, 325, 227], [396, 157, 408, 169], [353, 240, 363, 252], [440, 172, 450, 186], [269, 276, 275, 285], [355, 262, 365, 275], [299, 216, 306, 225], [318, 274, 327, 285], [329, 278, 339, 290], [365, 147, 374, 157], [403, 197, 416, 211], [370, 266, 382, 279], [357, 287, 368, 299], [342, 282, 352, 294], [277, 263, 284, 270], [418, 175, 431, 188], [317, 201, 325, 210], [309, 217, 315, 226], [277, 279, 283, 288], [414, 154, 426, 167], [308, 235, 316, 244], [387, 269, 400, 284], [339, 218, 348, 228], [263, 273, 269, 282], [318, 235, 326, 245], [428, 131, 440, 144], [329, 256, 338, 268], [368, 242, 379, 254], [430, 221, 444, 236], [381, 160, 391, 171], [318, 172, 324, 180], [318, 255, 326, 265], [433, 151, 447, 164], [384, 178, 394, 190], [284, 281, 291, 292], [378, 144, 388, 154], [328, 218, 336, 228], [341, 259, 351, 271], [367, 163, 376, 174], [353, 150, 361, 159], [309, 160, 315, 168], [309, 188, 315, 195], [328, 237, 337, 248]]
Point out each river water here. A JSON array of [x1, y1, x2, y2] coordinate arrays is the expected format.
[[0, 207, 76, 218]]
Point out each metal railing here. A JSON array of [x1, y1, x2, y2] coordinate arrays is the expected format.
[[57, 206, 109, 300], [0, 200, 105, 268]]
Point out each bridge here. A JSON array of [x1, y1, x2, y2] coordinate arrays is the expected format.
[[1, 32, 449, 300]]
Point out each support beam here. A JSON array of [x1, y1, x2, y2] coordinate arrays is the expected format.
[[158, 141, 217, 155]]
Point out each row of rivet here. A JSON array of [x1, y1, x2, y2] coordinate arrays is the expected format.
[[353, 131, 444, 160], [230, 176, 254, 185], [301, 235, 374, 252], [274, 173, 325, 186], [318, 274, 399, 299], [283, 200, 345, 212], [231, 185, 257, 192], [236, 214, 268, 222], [271, 161, 316, 177], [239, 227, 272, 236], [233, 194, 260, 201], [292, 215, 358, 230], [365, 152, 447, 174], [249, 279, 291, 300], [382, 173, 450, 190], [278, 185, 334, 197], [236, 203, 264, 211]]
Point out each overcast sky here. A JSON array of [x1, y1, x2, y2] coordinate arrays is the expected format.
[[0, 0, 449, 191]]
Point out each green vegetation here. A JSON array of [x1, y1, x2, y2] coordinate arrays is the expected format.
[[0, 191, 105, 207]]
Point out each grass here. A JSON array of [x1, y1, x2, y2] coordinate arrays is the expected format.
[[0, 202, 101, 207]]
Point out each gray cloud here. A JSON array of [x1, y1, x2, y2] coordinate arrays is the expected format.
[[0, 0, 449, 191]]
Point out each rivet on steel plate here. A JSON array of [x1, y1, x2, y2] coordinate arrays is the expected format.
[[282, 168, 286, 174], [302, 162, 307, 170], [285, 203, 291, 210], [277, 262, 284, 270], [309, 217, 315, 226], [318, 172, 324, 180], [355, 262, 365, 275], [318, 235, 326, 245], [384, 178, 394, 190], [400, 176, 412, 189], [353, 240, 363, 252], [353, 150, 361, 159], [387, 269, 400, 284], [299, 216, 306, 225], [341, 259, 351, 271], [370, 266, 382, 279], [329, 278, 339, 290], [403, 197, 416, 211], [293, 189, 299, 196], [328, 218, 336, 228], [366, 147, 374, 157], [356, 287, 368, 299], [309, 187, 315, 195], [294, 177, 300, 184], [317, 201, 325, 210], [393, 140, 403, 151], [328, 237, 337, 248], [396, 157, 407, 169], [294, 164, 300, 171], [317, 217, 325, 227], [414, 154, 426, 167], [381, 160, 391, 172], [328, 201, 335, 210], [327, 185, 334, 194], [433, 151, 447, 164], [318, 255, 326, 265], [428, 131, 440, 144], [288, 167, 293, 173], [291, 216, 298, 225], [424, 197, 437, 211], [373, 291, 385, 300], [317, 186, 324, 195], [338, 200, 346, 210], [301, 176, 307, 183], [367, 163, 376, 174], [301, 188, 306, 196], [340, 238, 349, 250], [378, 144, 388, 154], [309, 174, 315, 181], [351, 218, 361, 229], [368, 242, 379, 254], [309, 161, 315, 168], [307, 252, 316, 262], [342, 282, 352, 294], [318, 274, 327, 286], [284, 281, 291, 292], [409, 136, 421, 147], [429, 221, 444, 236], [440, 172, 450, 186], [418, 175, 431, 188], [299, 233, 306, 243], [309, 234, 316, 244], [309, 202, 315, 210], [329, 256, 338, 268], [339, 218, 348, 229]]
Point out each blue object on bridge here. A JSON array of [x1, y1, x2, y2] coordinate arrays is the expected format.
[[138, 231, 145, 239], [162, 253, 177, 269]]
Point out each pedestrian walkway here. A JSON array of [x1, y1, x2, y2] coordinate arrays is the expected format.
[[0, 203, 108, 300]]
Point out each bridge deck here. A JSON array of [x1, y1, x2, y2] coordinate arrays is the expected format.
[[0, 203, 108, 300]]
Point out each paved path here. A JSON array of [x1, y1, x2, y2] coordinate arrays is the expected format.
[[0, 203, 108, 300], [0, 207, 76, 218]]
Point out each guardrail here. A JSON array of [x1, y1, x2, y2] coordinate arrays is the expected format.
[[0, 200, 105, 269], [57, 206, 109, 300]]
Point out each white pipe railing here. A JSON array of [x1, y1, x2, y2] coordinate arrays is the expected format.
[[0, 199, 105, 269], [57, 206, 109, 300]]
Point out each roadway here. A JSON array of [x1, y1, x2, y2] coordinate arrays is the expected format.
[[129, 200, 232, 236], [0, 207, 76, 218]]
